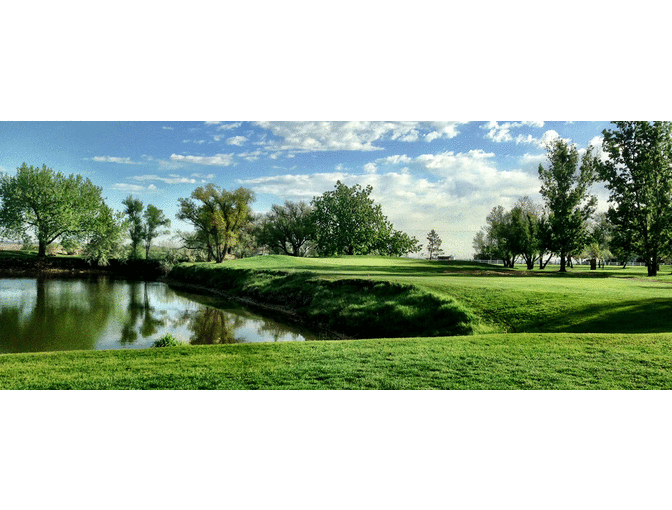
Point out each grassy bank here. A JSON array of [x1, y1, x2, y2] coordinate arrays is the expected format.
[[2, 332, 672, 389], [3, 254, 672, 389], [169, 256, 672, 336], [167, 260, 483, 338]]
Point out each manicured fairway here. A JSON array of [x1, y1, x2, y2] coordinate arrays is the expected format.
[[1, 332, 671, 389]]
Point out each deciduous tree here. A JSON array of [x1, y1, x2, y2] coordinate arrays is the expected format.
[[538, 139, 598, 272], [177, 184, 255, 263], [256, 201, 316, 256], [599, 121, 672, 276], [310, 181, 420, 256], [122, 195, 144, 258], [143, 204, 171, 259], [0, 163, 111, 257]]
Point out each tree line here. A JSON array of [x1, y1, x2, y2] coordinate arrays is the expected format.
[[0, 165, 422, 263], [473, 121, 672, 276]]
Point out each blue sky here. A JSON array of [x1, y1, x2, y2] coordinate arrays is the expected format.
[[0, 121, 613, 258]]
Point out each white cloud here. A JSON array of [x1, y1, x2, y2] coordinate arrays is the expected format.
[[251, 121, 467, 153], [90, 156, 141, 164], [162, 126, 174, 130], [483, 121, 546, 144], [216, 122, 241, 131], [112, 183, 158, 192], [424, 121, 465, 142], [129, 174, 196, 184], [170, 153, 235, 166], [226, 136, 248, 146]]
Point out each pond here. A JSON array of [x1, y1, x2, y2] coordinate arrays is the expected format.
[[0, 277, 318, 354]]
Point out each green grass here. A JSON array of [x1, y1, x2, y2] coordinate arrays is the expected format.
[[3, 253, 672, 389], [171, 255, 672, 336], [1, 332, 672, 389]]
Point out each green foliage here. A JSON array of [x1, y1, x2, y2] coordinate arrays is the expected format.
[[255, 201, 316, 256], [538, 139, 598, 271], [310, 181, 420, 256], [152, 333, 183, 347], [122, 195, 144, 259], [82, 205, 127, 266], [426, 229, 444, 260], [0, 163, 110, 257], [143, 204, 171, 259], [599, 121, 672, 276], [473, 199, 541, 268], [177, 184, 255, 263]]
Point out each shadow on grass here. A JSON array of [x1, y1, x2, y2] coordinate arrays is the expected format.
[[531, 298, 672, 334]]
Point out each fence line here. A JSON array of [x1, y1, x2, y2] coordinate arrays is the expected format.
[[470, 259, 653, 267]]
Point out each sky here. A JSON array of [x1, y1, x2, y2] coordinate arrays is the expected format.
[[0, 121, 613, 258]]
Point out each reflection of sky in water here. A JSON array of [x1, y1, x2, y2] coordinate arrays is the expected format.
[[0, 278, 316, 354]]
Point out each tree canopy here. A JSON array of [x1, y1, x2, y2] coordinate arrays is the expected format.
[[426, 229, 444, 260], [0, 163, 112, 257], [255, 201, 316, 257], [310, 181, 420, 257], [538, 139, 598, 272], [177, 184, 255, 263], [599, 121, 672, 276]]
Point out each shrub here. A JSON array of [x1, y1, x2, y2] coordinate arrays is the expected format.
[[152, 334, 184, 347]]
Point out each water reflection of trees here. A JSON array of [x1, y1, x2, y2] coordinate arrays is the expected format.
[[0, 278, 313, 353], [120, 281, 168, 345], [0, 277, 117, 353]]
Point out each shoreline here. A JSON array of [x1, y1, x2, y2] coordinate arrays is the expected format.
[[161, 276, 353, 341]]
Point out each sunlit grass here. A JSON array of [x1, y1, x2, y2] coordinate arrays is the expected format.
[[2, 333, 672, 389]]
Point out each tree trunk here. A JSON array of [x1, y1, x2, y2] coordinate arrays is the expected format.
[[559, 250, 567, 272], [648, 261, 658, 277], [38, 240, 47, 257], [590, 258, 597, 270]]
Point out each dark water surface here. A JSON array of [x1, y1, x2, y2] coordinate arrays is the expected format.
[[0, 277, 317, 354]]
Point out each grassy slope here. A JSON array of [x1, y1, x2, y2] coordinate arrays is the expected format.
[[3, 254, 672, 389], [184, 255, 672, 335]]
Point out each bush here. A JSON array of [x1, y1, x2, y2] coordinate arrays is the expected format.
[[152, 334, 184, 347]]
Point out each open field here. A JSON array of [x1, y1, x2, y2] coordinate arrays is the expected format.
[[2, 253, 672, 389]]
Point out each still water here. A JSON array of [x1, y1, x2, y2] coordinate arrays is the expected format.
[[0, 277, 317, 354]]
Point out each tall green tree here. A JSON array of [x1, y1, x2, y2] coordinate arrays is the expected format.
[[177, 184, 255, 263], [599, 121, 672, 276], [426, 229, 444, 260], [122, 195, 144, 258], [0, 163, 110, 257], [143, 204, 171, 259], [310, 181, 420, 256], [538, 139, 598, 272], [256, 201, 316, 256]]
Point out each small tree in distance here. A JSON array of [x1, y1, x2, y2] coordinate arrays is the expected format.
[[426, 229, 444, 260]]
